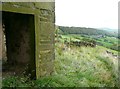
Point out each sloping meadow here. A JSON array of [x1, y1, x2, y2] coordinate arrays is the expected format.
[[54, 41, 118, 87], [2, 35, 118, 87]]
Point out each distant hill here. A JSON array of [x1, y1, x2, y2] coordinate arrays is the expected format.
[[58, 26, 118, 37], [97, 28, 118, 36], [98, 28, 118, 32]]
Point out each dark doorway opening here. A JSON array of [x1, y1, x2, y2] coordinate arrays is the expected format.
[[2, 11, 36, 79]]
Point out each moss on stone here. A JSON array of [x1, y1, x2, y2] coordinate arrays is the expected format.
[[2, 2, 55, 79]]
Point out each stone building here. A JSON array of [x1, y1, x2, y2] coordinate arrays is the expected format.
[[0, 1, 55, 79]]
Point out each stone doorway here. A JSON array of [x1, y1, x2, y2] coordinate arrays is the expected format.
[[2, 11, 36, 79]]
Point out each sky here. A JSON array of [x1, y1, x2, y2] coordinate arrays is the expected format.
[[55, 0, 119, 29]]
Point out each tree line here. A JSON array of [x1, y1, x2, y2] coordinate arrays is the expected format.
[[59, 26, 118, 38]]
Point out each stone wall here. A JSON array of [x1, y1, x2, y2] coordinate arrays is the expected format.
[[0, 22, 2, 61], [1, 2, 55, 79]]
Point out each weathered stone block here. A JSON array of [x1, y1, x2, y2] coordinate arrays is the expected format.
[[35, 2, 55, 11], [1, 2, 55, 79], [39, 22, 55, 41]]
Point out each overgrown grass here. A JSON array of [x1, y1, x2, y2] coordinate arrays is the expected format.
[[2, 35, 118, 87], [54, 42, 118, 87]]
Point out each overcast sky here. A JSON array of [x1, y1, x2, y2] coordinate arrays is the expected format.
[[55, 0, 119, 29]]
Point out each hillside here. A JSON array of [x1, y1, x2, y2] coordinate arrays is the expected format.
[[3, 26, 119, 87], [59, 26, 118, 37], [3, 38, 118, 87], [98, 28, 118, 33], [55, 41, 118, 87]]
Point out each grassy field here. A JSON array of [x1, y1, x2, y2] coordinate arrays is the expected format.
[[54, 35, 118, 87], [2, 34, 119, 87]]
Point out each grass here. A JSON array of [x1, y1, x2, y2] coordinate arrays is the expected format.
[[2, 34, 119, 87], [61, 34, 119, 51], [54, 42, 118, 87]]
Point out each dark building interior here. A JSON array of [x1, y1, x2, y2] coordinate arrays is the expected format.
[[2, 11, 36, 79]]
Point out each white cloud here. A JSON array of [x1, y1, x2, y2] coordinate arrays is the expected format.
[[55, 0, 119, 29]]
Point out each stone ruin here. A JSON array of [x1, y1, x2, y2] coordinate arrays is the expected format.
[[0, 2, 55, 79]]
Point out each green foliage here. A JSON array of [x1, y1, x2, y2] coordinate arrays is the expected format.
[[59, 26, 118, 37], [58, 34, 119, 51], [2, 34, 118, 87], [2, 76, 34, 87], [54, 41, 118, 87], [95, 36, 119, 51]]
